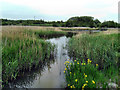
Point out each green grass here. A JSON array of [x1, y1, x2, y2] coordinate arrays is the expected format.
[[0, 63, 1, 88], [64, 59, 111, 88], [2, 29, 67, 84], [2, 37, 55, 84], [65, 33, 119, 88], [26, 24, 53, 26], [61, 28, 100, 31], [68, 33, 119, 69], [34, 30, 67, 38]]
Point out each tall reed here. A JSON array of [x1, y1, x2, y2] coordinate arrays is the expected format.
[[65, 33, 119, 88], [2, 29, 63, 84], [68, 33, 119, 69]]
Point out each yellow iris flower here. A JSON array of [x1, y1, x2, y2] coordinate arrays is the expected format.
[[92, 80, 95, 84], [68, 84, 70, 86], [96, 64, 98, 67], [75, 79, 78, 82], [85, 75, 87, 77]]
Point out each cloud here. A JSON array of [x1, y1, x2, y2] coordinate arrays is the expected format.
[[1, 0, 119, 22], [1, 0, 87, 15]]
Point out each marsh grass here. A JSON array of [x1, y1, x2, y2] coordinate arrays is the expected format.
[[66, 33, 119, 88], [65, 59, 118, 88], [0, 64, 2, 88], [2, 28, 67, 84], [64, 59, 111, 88], [68, 33, 119, 69], [61, 28, 100, 31], [33, 30, 67, 39]]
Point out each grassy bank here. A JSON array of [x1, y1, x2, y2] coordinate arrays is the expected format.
[[61, 28, 99, 31], [60, 28, 108, 32], [2, 28, 66, 84], [33, 30, 67, 39], [65, 33, 119, 88], [0, 64, 1, 88]]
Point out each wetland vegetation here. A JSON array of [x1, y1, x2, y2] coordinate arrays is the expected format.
[[64, 32, 119, 88], [1, 16, 119, 89], [2, 27, 68, 85], [1, 16, 119, 28]]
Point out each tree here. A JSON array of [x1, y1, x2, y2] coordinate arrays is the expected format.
[[53, 23, 59, 27], [100, 21, 117, 28], [65, 16, 95, 27], [94, 19, 101, 27]]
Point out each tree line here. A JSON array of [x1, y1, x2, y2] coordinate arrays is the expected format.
[[0, 16, 119, 28]]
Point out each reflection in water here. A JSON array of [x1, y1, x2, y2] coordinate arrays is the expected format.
[[7, 59, 55, 88], [6, 36, 71, 88]]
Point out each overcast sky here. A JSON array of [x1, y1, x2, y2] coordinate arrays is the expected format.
[[0, 0, 119, 22]]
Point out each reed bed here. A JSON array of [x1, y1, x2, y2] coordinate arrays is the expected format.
[[65, 33, 119, 88], [33, 30, 67, 39], [60, 28, 100, 31], [2, 28, 67, 84], [68, 33, 119, 69]]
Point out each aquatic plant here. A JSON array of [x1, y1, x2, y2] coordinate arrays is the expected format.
[[64, 58, 118, 88], [68, 33, 119, 70], [2, 29, 67, 84], [66, 33, 119, 88]]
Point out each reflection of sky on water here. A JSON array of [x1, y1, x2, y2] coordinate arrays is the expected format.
[[7, 36, 71, 88]]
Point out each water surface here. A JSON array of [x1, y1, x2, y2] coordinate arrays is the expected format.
[[7, 36, 70, 88]]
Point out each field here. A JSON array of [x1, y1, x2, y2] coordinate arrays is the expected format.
[[64, 29, 119, 88]]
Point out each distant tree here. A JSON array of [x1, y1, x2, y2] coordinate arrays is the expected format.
[[118, 23, 120, 28], [94, 19, 101, 27], [65, 16, 95, 27], [1, 18, 119, 28], [100, 21, 117, 28], [66, 20, 74, 27], [53, 23, 59, 27]]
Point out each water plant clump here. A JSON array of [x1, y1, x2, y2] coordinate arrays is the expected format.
[[64, 58, 118, 88], [66, 33, 119, 88], [34, 30, 67, 39], [2, 29, 67, 84], [68, 33, 119, 70], [2, 37, 55, 83]]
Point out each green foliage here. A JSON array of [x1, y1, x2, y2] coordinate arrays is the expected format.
[[34, 30, 67, 38], [2, 37, 55, 83], [100, 21, 118, 28], [61, 28, 99, 31], [2, 30, 67, 84], [66, 16, 95, 27], [64, 59, 106, 88], [68, 33, 119, 69], [64, 59, 118, 88], [94, 19, 101, 28], [53, 23, 60, 27], [1, 19, 52, 26], [1, 17, 119, 28], [65, 33, 119, 88], [0, 63, 1, 88]]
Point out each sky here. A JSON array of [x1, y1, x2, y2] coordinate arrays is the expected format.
[[0, 0, 119, 22]]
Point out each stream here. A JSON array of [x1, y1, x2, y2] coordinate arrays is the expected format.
[[6, 36, 71, 88]]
